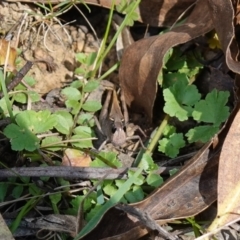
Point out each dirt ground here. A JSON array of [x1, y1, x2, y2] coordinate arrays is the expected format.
[[0, 1, 102, 95]]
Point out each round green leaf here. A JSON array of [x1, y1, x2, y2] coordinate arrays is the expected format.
[[82, 101, 102, 112], [61, 87, 81, 100], [83, 80, 100, 93]]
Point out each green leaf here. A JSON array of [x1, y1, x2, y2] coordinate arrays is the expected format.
[[82, 101, 102, 112], [8, 177, 16, 183], [75, 52, 87, 64], [49, 192, 61, 205], [163, 48, 173, 66], [125, 185, 144, 203], [4, 123, 40, 151], [14, 89, 40, 103], [165, 48, 186, 71], [12, 185, 23, 199], [86, 52, 97, 66], [41, 136, 64, 151], [28, 184, 42, 196], [71, 134, 93, 148], [163, 72, 188, 88], [83, 80, 100, 93], [146, 173, 163, 188], [192, 89, 230, 126], [75, 167, 143, 239], [124, 11, 139, 26], [186, 125, 219, 143], [14, 92, 27, 103], [138, 153, 158, 171], [116, 0, 140, 26], [71, 126, 94, 148], [73, 126, 93, 135], [90, 152, 122, 168], [15, 110, 57, 134], [65, 99, 80, 115], [23, 76, 36, 86], [54, 111, 73, 135], [158, 133, 185, 158], [61, 87, 81, 101], [116, 0, 129, 13], [66, 196, 92, 215], [0, 183, 8, 202], [162, 124, 176, 137], [70, 80, 84, 89], [29, 91, 40, 102], [49, 192, 62, 214], [20, 177, 30, 184], [132, 185, 144, 200], [57, 178, 70, 191], [74, 67, 86, 75], [0, 98, 8, 115], [103, 182, 118, 197], [128, 170, 145, 186], [186, 50, 203, 70], [115, 179, 125, 189], [169, 168, 178, 176], [77, 113, 95, 127], [163, 79, 201, 121], [96, 184, 105, 205], [85, 204, 102, 222]]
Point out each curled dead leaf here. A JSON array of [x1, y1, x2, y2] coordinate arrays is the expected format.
[[82, 142, 219, 239], [208, 76, 240, 232], [4, 0, 196, 27], [62, 149, 92, 167], [119, 0, 213, 122], [207, 0, 240, 74], [0, 39, 17, 72], [119, 0, 240, 123]]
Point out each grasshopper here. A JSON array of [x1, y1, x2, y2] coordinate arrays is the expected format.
[[96, 83, 146, 149]]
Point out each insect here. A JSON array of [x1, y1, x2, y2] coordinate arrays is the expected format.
[[96, 83, 146, 149]]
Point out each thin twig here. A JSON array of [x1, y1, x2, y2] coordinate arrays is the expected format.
[[0, 166, 175, 179], [0, 61, 33, 98]]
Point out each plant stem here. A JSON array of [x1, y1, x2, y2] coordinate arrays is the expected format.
[[90, 0, 115, 78], [10, 197, 40, 233], [97, 62, 120, 81], [91, 0, 141, 78], [0, 71, 14, 120], [133, 114, 169, 166], [145, 114, 169, 155]]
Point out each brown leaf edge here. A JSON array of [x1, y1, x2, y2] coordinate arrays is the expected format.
[[119, 0, 240, 123], [81, 141, 218, 239], [119, 0, 213, 123]]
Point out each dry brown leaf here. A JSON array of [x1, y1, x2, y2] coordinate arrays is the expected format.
[[62, 149, 92, 167], [119, 0, 240, 123], [207, 0, 240, 74], [133, 143, 218, 219], [208, 104, 240, 230], [5, 0, 196, 27], [82, 142, 219, 239], [8, 214, 77, 238], [0, 39, 17, 72], [119, 0, 213, 122], [0, 214, 14, 240]]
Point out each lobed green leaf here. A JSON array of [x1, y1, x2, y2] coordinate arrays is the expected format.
[[158, 133, 185, 158], [192, 89, 230, 126]]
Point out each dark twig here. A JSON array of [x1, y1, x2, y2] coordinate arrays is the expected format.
[[117, 204, 180, 240], [0, 61, 33, 98], [0, 166, 175, 179]]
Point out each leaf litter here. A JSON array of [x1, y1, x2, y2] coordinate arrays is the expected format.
[[0, 0, 240, 239]]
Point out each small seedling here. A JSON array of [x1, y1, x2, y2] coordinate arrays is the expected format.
[[157, 47, 230, 158]]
